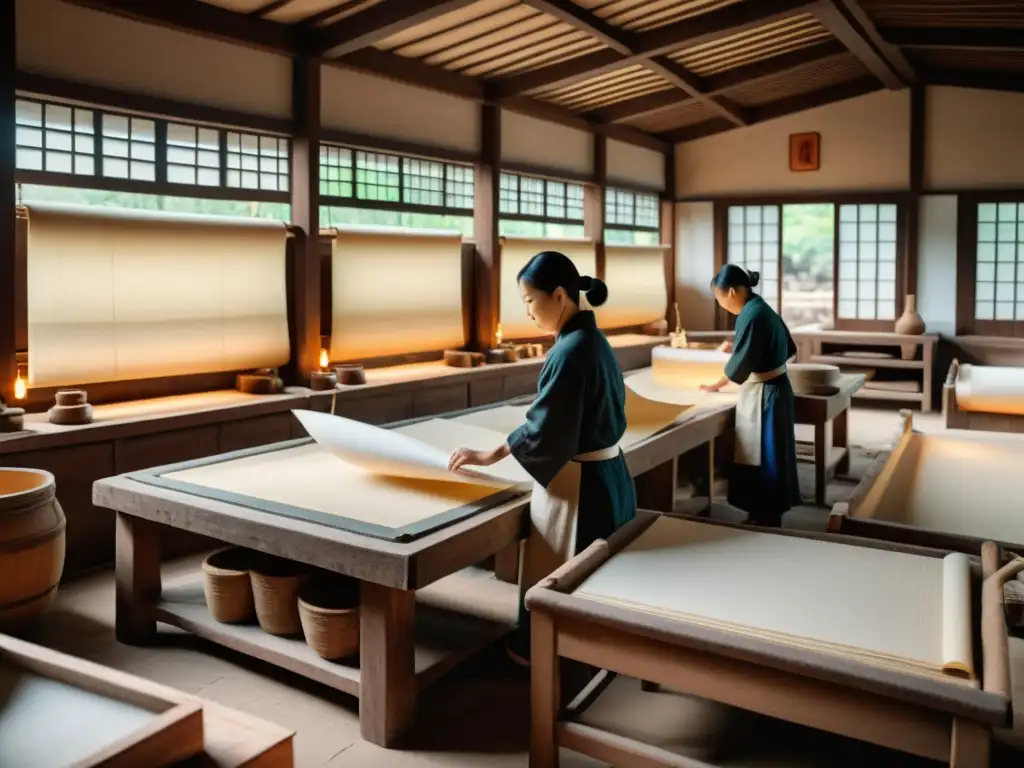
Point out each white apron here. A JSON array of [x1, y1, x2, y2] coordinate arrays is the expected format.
[[733, 364, 788, 467], [518, 445, 621, 597]]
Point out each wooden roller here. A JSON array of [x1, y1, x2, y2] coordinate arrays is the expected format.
[[236, 373, 283, 395], [980, 542, 1024, 700], [309, 371, 338, 391], [334, 364, 367, 385], [443, 350, 485, 369], [0, 406, 25, 433], [486, 348, 519, 364]]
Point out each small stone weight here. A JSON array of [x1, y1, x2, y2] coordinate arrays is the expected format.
[[236, 373, 283, 395], [54, 389, 87, 406], [486, 348, 519, 364], [335, 364, 367, 385], [0, 407, 25, 433], [443, 350, 484, 369], [48, 403, 93, 425], [309, 371, 338, 391]]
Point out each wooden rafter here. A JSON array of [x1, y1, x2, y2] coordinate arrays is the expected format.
[[880, 28, 1024, 52], [811, 0, 914, 88], [520, 0, 748, 126], [586, 40, 847, 123], [923, 69, 1024, 96], [63, 0, 298, 53], [488, 0, 817, 99], [309, 0, 480, 59], [660, 75, 882, 144], [249, 0, 294, 17]]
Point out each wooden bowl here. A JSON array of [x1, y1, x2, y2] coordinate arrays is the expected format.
[[202, 547, 255, 624], [334, 365, 366, 385], [236, 373, 282, 395], [309, 371, 338, 391], [297, 577, 360, 660], [443, 350, 484, 368], [249, 557, 311, 636], [485, 348, 518, 364], [0, 407, 24, 433], [787, 363, 841, 395]]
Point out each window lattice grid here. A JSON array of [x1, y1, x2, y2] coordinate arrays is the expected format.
[[354, 150, 400, 203], [402, 157, 445, 208], [546, 180, 567, 220], [974, 202, 1024, 321], [519, 176, 546, 218], [101, 114, 157, 182], [166, 123, 221, 187], [606, 187, 659, 229], [566, 183, 585, 222], [319, 145, 354, 198], [635, 192, 660, 229], [225, 131, 290, 193], [726, 205, 780, 310], [445, 164, 474, 210], [836, 203, 898, 321], [15, 99, 96, 176], [499, 173, 519, 215]]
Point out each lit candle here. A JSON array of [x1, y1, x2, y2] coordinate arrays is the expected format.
[[494, 324, 503, 347], [13, 368, 26, 400], [318, 348, 329, 370]]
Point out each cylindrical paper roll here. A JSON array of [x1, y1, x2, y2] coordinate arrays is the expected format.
[[595, 244, 670, 330], [955, 364, 1024, 415], [941, 552, 974, 679]]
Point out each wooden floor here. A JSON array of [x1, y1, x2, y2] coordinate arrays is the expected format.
[[19, 405, 1024, 767]]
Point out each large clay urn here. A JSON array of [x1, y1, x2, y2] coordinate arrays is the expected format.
[[0, 468, 67, 633], [894, 294, 926, 360]]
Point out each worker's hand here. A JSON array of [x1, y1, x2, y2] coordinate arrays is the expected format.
[[700, 381, 724, 393], [717, 341, 733, 353], [448, 447, 500, 473]]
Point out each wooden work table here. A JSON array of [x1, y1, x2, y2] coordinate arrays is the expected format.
[[0, 335, 665, 577]]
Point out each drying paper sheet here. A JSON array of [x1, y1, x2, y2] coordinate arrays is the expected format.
[[574, 516, 974, 681], [451, 389, 690, 451], [292, 409, 531, 488], [625, 368, 738, 408], [596, 244, 670, 329], [955, 364, 1024, 415], [880, 430, 1024, 547]]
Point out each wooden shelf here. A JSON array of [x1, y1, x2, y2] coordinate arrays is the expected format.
[[853, 389, 925, 403], [809, 355, 924, 370], [155, 568, 517, 698]]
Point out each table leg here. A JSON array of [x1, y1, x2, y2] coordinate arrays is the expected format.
[[950, 719, 989, 767], [359, 582, 417, 748], [115, 513, 162, 645], [814, 423, 827, 506], [707, 437, 715, 513], [833, 408, 850, 476], [634, 457, 676, 514], [494, 542, 520, 585], [530, 610, 559, 768]]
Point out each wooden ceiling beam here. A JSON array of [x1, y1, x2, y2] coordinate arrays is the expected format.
[[811, 0, 913, 88], [585, 39, 847, 124], [659, 75, 882, 144], [519, 0, 750, 125], [489, 0, 817, 99], [329, 51, 668, 153], [923, 69, 1024, 96], [310, 0, 479, 59], [63, 0, 298, 53], [249, 0, 294, 17], [880, 28, 1024, 51]]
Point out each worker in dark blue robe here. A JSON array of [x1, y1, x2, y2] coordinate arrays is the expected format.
[[701, 264, 801, 526], [448, 251, 637, 665]]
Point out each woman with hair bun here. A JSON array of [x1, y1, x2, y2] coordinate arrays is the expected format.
[[448, 250, 636, 665], [702, 263, 801, 526]]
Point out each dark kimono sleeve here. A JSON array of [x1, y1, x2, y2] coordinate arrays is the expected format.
[[724, 310, 763, 385], [506, 353, 585, 488]]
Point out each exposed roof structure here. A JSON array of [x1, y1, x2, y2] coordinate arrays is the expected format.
[[65, 0, 1024, 150]]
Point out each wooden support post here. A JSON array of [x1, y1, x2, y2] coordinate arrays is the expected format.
[[530, 610, 559, 768], [662, 145, 676, 325], [472, 104, 501, 352], [586, 135, 606, 281], [114, 513, 162, 644], [359, 583, 417, 748], [904, 84, 924, 301], [0, 0, 15, 402], [289, 56, 322, 385]]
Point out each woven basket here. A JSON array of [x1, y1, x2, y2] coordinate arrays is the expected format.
[[249, 557, 310, 636], [298, 577, 360, 660], [201, 547, 254, 624]]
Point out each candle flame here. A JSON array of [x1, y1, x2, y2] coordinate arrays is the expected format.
[[319, 348, 329, 369], [13, 369, 26, 400], [495, 324, 503, 347]]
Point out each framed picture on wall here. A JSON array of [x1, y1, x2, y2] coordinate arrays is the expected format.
[[789, 132, 820, 172]]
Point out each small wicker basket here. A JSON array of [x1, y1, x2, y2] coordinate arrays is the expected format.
[[249, 556, 310, 636], [298, 576, 360, 660], [201, 548, 255, 624]]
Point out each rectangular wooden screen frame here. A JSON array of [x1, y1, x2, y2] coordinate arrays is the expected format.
[[125, 437, 524, 542], [0, 633, 204, 768]]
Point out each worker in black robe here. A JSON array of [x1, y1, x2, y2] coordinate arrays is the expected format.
[[701, 264, 801, 526], [449, 251, 637, 665]]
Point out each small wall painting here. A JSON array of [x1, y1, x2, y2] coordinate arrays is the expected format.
[[789, 132, 820, 172]]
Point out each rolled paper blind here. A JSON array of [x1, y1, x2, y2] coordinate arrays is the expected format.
[[597, 244, 670, 329], [24, 202, 290, 388], [329, 227, 466, 361], [499, 236, 597, 341]]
